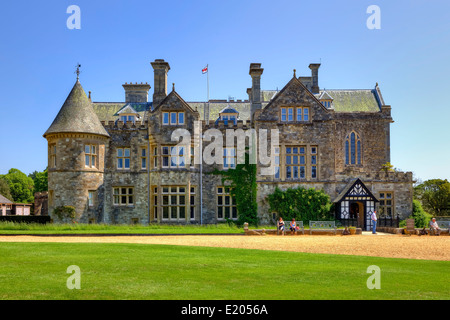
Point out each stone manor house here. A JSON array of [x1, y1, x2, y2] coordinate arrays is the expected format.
[[44, 59, 414, 230]]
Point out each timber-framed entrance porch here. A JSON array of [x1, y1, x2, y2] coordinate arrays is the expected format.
[[334, 178, 379, 231]]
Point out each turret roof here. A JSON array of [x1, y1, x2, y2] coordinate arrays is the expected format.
[[44, 80, 109, 138]]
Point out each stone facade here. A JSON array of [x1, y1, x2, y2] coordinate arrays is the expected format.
[[44, 60, 414, 229]]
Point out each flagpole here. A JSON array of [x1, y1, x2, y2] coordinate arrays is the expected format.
[[206, 64, 209, 121], [200, 64, 209, 226]]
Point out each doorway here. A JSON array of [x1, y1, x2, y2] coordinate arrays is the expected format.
[[350, 201, 364, 228]]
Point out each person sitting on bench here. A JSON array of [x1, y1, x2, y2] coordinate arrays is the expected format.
[[289, 219, 297, 235], [429, 218, 441, 236], [277, 217, 285, 236]]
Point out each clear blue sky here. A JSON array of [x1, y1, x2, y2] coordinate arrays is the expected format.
[[0, 0, 449, 182]]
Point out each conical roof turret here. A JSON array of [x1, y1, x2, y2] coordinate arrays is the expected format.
[[43, 80, 109, 138]]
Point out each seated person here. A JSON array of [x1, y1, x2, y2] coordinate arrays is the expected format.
[[429, 218, 441, 235], [289, 219, 297, 235], [277, 217, 285, 235]]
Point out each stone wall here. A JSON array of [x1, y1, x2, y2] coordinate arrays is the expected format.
[[46, 133, 108, 222], [34, 191, 48, 216]]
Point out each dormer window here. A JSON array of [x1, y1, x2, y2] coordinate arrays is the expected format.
[[221, 115, 237, 125], [318, 91, 333, 109], [121, 115, 136, 123], [321, 100, 332, 108], [116, 104, 140, 124], [217, 105, 239, 126]]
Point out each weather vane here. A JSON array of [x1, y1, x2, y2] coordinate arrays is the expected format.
[[75, 63, 81, 80]]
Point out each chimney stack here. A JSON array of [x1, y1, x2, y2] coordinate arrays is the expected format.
[[249, 63, 263, 122], [151, 59, 170, 107], [122, 82, 151, 103], [309, 63, 320, 94]]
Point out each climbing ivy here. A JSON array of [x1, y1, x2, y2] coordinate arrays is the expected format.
[[211, 152, 258, 227]]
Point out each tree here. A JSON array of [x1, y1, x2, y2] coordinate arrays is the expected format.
[[0, 168, 34, 203], [29, 169, 48, 193], [267, 186, 333, 224], [414, 179, 450, 217], [211, 151, 258, 226], [410, 199, 432, 228], [0, 177, 13, 201]]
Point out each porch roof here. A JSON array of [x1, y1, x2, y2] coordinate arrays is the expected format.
[[334, 178, 379, 203]]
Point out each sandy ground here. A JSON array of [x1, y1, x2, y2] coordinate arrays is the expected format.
[[1, 233, 449, 261]]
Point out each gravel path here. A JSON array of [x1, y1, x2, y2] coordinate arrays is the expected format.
[[0, 234, 448, 261]]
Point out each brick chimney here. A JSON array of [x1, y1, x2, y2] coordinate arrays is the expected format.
[[151, 59, 170, 107], [122, 82, 151, 103], [309, 63, 320, 94], [249, 63, 263, 122]]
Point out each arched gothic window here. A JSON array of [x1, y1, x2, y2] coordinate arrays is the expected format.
[[345, 132, 362, 165]]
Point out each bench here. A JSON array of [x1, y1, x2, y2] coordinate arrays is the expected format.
[[309, 221, 337, 235], [429, 221, 450, 235], [277, 221, 304, 235]]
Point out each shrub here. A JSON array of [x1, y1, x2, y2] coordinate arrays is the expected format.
[[410, 199, 432, 228], [53, 206, 77, 223], [267, 186, 333, 224]]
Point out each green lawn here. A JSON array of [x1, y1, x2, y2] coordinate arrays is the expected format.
[[0, 242, 448, 300], [0, 222, 245, 234]]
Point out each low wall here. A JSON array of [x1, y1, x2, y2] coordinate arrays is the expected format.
[[244, 227, 362, 235], [377, 226, 449, 235]]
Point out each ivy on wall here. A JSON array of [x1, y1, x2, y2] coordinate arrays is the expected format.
[[211, 152, 258, 226]]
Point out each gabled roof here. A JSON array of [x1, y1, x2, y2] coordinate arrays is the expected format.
[[0, 194, 13, 204], [261, 75, 329, 113], [318, 91, 333, 100], [116, 104, 139, 115], [152, 89, 196, 113], [333, 178, 379, 203], [219, 105, 239, 114], [44, 80, 109, 138]]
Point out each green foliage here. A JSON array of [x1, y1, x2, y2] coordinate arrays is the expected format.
[[0, 177, 13, 201], [381, 162, 394, 172], [0, 168, 34, 203], [410, 199, 432, 228], [29, 169, 48, 194], [53, 206, 77, 222], [211, 151, 258, 227], [267, 186, 333, 224], [414, 179, 450, 216]]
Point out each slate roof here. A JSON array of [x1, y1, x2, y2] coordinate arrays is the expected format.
[[0, 194, 13, 204], [89, 82, 383, 122], [315, 89, 381, 113], [44, 80, 109, 138]]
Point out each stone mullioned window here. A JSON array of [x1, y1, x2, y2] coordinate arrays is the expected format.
[[162, 111, 185, 125], [379, 192, 394, 217], [217, 187, 237, 220], [284, 146, 318, 180], [117, 148, 131, 169], [345, 131, 362, 165], [84, 145, 97, 168], [161, 146, 186, 168], [113, 187, 134, 206], [161, 186, 187, 221], [280, 106, 309, 122]]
